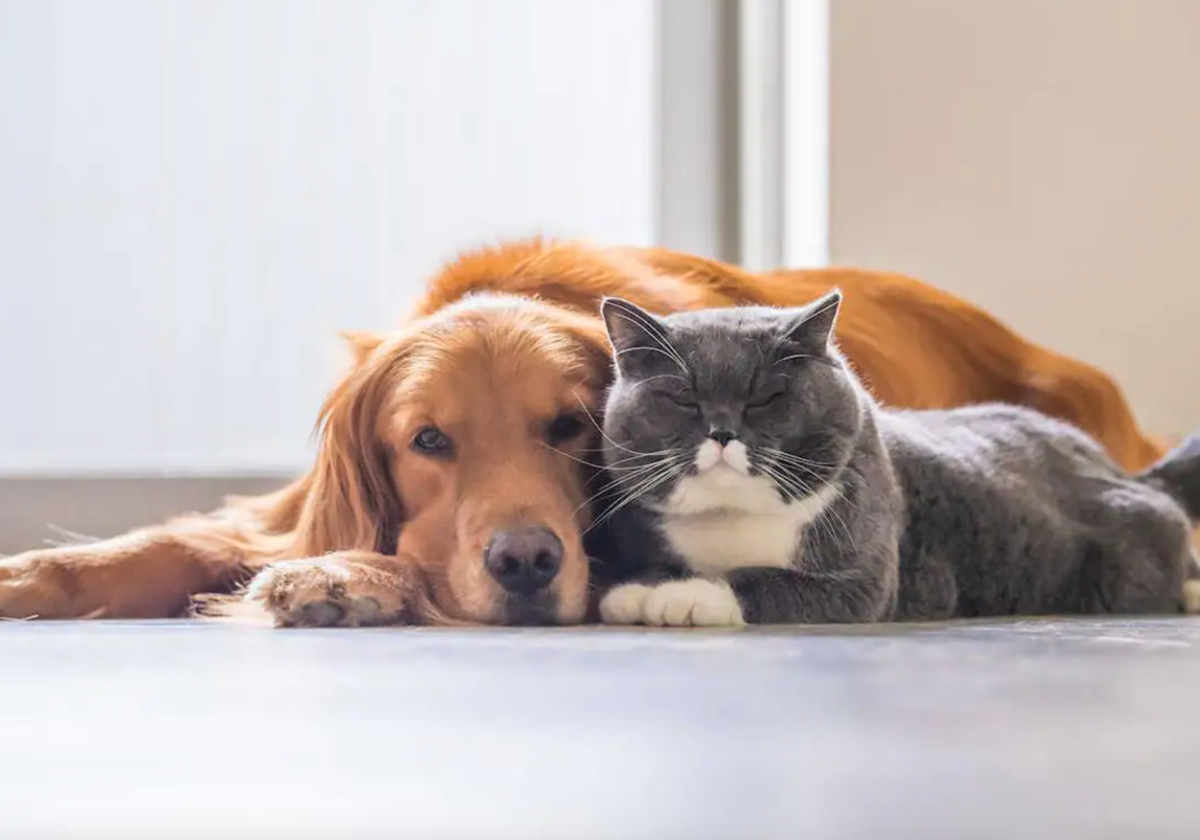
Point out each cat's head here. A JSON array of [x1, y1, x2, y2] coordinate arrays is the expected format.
[[598, 292, 864, 514]]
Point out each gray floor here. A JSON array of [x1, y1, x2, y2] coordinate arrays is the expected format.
[[3, 617, 1199, 839]]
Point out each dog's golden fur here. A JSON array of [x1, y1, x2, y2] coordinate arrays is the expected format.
[[0, 239, 1165, 624]]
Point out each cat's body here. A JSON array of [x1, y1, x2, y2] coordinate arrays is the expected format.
[[595, 294, 1200, 626], [886, 404, 1199, 620]]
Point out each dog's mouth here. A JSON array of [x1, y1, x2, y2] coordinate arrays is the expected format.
[[501, 592, 560, 626]]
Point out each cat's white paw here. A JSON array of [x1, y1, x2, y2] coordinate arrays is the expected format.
[[642, 579, 745, 628], [599, 583, 653, 625], [1183, 579, 1200, 615]]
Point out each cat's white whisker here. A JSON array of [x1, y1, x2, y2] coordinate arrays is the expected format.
[[770, 353, 826, 366], [812, 497, 856, 555], [628, 373, 691, 388], [772, 455, 832, 472], [759, 447, 835, 480], [578, 446, 677, 462], [768, 456, 856, 554], [600, 456, 687, 492], [605, 447, 688, 467], [765, 468, 803, 503], [614, 344, 688, 371], [757, 455, 811, 497], [605, 455, 687, 500], [572, 393, 661, 458], [754, 454, 855, 556], [758, 461, 814, 508], [572, 453, 690, 520], [759, 446, 834, 469], [591, 474, 680, 532], [537, 437, 684, 488], [588, 460, 689, 533], [536, 441, 607, 471]]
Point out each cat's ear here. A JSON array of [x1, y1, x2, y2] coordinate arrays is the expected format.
[[600, 297, 670, 368], [784, 290, 842, 352]]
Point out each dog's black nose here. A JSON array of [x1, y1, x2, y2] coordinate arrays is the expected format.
[[485, 527, 563, 595], [709, 429, 737, 446]]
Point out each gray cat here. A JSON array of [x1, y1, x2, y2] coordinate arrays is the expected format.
[[594, 292, 1200, 627]]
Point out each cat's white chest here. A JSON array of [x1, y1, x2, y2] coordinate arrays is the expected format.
[[657, 443, 840, 575]]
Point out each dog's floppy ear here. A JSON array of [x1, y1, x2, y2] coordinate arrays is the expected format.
[[555, 306, 616, 377], [292, 357, 403, 557], [338, 329, 386, 367]]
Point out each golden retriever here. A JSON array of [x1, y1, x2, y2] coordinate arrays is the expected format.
[[0, 239, 1164, 625]]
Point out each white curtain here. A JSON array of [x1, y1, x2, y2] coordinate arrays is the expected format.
[[0, 0, 657, 473]]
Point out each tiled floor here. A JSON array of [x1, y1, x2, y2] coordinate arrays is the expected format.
[[3, 617, 1198, 839]]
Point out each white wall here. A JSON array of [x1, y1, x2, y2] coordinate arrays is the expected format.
[[0, 0, 656, 474], [831, 0, 1200, 436]]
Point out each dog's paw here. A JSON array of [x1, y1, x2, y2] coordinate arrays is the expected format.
[[599, 583, 654, 624], [1184, 579, 1200, 615], [245, 557, 410, 627], [642, 579, 744, 627]]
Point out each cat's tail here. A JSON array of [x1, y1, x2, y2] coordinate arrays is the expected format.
[[1136, 431, 1200, 521]]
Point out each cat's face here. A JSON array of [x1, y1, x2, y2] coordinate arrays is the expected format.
[[599, 293, 863, 515]]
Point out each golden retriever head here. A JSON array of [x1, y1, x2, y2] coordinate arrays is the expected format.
[[290, 294, 612, 625]]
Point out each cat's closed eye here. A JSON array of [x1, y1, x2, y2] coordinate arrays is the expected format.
[[662, 391, 700, 413], [746, 388, 786, 411]]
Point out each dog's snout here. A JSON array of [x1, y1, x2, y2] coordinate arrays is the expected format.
[[484, 527, 563, 595]]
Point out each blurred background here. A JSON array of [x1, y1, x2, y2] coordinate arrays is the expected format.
[[1, 0, 1198, 549]]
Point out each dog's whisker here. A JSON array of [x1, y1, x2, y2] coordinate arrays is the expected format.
[[42, 523, 101, 548]]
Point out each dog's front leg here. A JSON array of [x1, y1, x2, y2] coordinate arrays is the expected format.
[[206, 550, 437, 627]]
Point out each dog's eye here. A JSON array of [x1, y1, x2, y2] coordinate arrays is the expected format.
[[546, 413, 586, 446], [411, 426, 454, 457]]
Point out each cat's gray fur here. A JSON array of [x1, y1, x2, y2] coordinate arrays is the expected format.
[[595, 293, 1200, 624]]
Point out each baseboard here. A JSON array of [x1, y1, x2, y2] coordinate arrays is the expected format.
[[0, 475, 295, 555]]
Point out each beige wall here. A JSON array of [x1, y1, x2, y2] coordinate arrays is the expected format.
[[831, 0, 1200, 435]]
